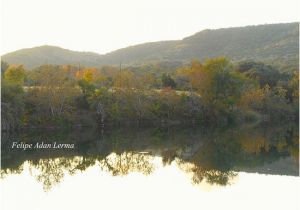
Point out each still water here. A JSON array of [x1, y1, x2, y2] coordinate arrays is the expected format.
[[1, 124, 299, 210]]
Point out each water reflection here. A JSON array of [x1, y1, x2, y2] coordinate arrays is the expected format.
[[100, 152, 155, 176], [1, 123, 299, 191]]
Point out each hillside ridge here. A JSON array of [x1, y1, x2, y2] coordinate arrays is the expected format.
[[2, 22, 299, 69]]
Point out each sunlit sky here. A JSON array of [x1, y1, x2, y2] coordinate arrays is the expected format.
[[1, 0, 299, 55]]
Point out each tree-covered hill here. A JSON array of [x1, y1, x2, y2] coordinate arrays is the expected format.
[[2, 22, 298, 70], [2, 45, 103, 69]]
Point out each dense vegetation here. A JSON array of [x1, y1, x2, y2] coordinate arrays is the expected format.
[[1, 56, 298, 131], [2, 23, 298, 71]]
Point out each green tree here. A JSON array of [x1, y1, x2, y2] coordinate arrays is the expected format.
[[1, 79, 24, 130], [237, 61, 288, 87], [4, 65, 26, 84], [26, 65, 80, 120], [1, 61, 9, 76], [161, 73, 176, 88]]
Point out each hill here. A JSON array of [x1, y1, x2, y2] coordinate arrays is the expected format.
[[2, 45, 103, 69], [2, 22, 299, 70]]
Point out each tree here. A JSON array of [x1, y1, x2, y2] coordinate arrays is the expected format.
[[113, 70, 135, 88], [4, 65, 26, 84], [176, 58, 255, 123], [26, 65, 80, 119], [78, 79, 95, 96], [1, 79, 24, 130], [161, 73, 176, 88], [237, 61, 288, 87], [1, 61, 9, 76], [178, 58, 249, 108], [286, 72, 299, 103]]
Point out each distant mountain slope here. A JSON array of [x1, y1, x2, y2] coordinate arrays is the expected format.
[[102, 22, 299, 65], [2, 45, 103, 69], [2, 22, 298, 69]]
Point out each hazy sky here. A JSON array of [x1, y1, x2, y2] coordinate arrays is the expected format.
[[1, 0, 299, 55]]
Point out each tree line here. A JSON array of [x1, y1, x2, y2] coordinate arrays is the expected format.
[[1, 57, 298, 131]]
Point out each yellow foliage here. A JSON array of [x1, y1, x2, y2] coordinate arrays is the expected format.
[[240, 135, 270, 154], [83, 69, 94, 82], [176, 59, 212, 95], [239, 88, 264, 108], [4, 65, 26, 84], [113, 70, 135, 88], [75, 68, 106, 83]]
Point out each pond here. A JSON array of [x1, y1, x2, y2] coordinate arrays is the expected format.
[[1, 124, 299, 210]]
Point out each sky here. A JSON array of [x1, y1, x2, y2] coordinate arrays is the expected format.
[[1, 0, 299, 55]]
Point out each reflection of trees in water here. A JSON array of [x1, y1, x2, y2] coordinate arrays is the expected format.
[[6, 152, 155, 191], [2, 157, 100, 191], [288, 127, 299, 162], [1, 124, 298, 190], [28, 156, 110, 191], [29, 158, 78, 191], [161, 149, 177, 166], [237, 125, 299, 165], [175, 134, 240, 186], [0, 165, 24, 179], [177, 161, 237, 186], [240, 135, 270, 154], [238, 126, 290, 154], [71, 156, 98, 172], [99, 152, 154, 176]]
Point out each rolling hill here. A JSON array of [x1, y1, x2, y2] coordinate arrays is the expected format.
[[1, 46, 102, 69], [1, 22, 298, 69]]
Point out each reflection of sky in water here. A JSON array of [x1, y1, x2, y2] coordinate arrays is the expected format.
[[1, 156, 299, 210]]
